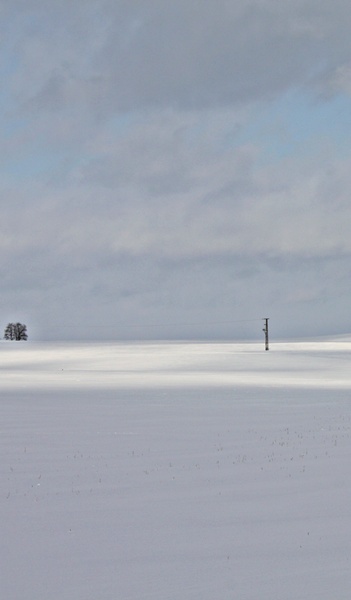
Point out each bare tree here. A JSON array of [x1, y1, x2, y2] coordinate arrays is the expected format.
[[4, 323, 28, 341]]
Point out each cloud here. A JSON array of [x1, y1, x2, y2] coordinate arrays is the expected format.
[[1, 1, 351, 339], [2, 106, 351, 268], [4, 0, 351, 116]]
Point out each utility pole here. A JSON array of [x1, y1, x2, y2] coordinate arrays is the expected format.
[[262, 318, 269, 351]]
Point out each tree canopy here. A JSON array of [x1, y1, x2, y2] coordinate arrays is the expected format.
[[4, 323, 28, 341]]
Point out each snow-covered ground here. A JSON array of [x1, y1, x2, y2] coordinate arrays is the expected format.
[[2, 340, 351, 599]]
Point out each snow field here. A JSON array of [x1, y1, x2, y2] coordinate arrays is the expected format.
[[2, 340, 351, 599]]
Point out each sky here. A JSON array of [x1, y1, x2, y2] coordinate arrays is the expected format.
[[1, 0, 351, 341]]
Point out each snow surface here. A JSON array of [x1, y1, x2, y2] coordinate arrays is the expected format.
[[2, 340, 351, 599]]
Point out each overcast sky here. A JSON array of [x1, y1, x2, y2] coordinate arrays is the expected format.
[[1, 0, 351, 341]]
